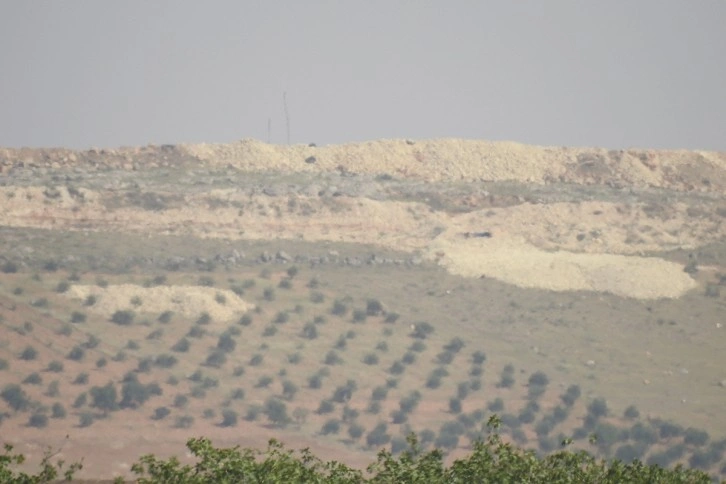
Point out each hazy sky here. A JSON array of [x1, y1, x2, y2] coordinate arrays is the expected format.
[[1, 1, 725, 150]]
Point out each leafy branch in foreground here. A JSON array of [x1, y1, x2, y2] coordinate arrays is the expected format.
[[1, 416, 716, 482], [0, 437, 83, 483], [129, 416, 714, 483]]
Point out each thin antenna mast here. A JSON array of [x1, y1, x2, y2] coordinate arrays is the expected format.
[[283, 91, 290, 145]]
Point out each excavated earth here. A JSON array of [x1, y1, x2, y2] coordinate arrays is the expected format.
[[1, 138, 725, 299]]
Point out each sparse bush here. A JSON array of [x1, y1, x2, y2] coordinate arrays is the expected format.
[[249, 354, 264, 366], [388, 360, 405, 375], [70, 311, 87, 323], [348, 423, 365, 441], [363, 353, 379, 365], [561, 384, 581, 407], [331, 299, 349, 317], [172, 338, 190, 353], [255, 376, 273, 388], [308, 374, 323, 389], [152, 406, 170, 420], [324, 350, 343, 365], [488, 398, 504, 413], [281, 380, 298, 401], [437, 350, 455, 365], [376, 341, 389, 352], [110, 309, 134, 326], [384, 312, 400, 324], [187, 325, 206, 338], [399, 391, 422, 414], [263, 288, 275, 301], [174, 415, 194, 429], [497, 364, 515, 388], [72, 393, 87, 409], [287, 353, 302, 364], [449, 398, 462, 414], [238, 314, 253, 326], [44, 380, 59, 397], [411, 321, 434, 339], [220, 409, 238, 427], [299, 322, 318, 339], [321, 419, 341, 435], [154, 354, 177, 368], [28, 412, 49, 428], [263, 397, 289, 427], [619, 404, 640, 421], [366, 422, 390, 448], [371, 386, 388, 401], [158, 310, 173, 323], [684, 427, 710, 447], [587, 398, 609, 419], [173, 394, 189, 409], [366, 401, 382, 415], [51, 402, 66, 419], [19, 345, 38, 361], [67, 346, 85, 361], [2, 384, 30, 411]]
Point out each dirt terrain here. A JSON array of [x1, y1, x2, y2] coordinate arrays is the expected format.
[[0, 138, 725, 480]]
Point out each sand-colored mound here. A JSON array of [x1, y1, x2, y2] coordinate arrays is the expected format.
[[181, 138, 726, 193], [66, 284, 252, 321], [428, 238, 697, 299]]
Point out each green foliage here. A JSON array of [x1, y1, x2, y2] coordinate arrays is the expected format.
[[0, 441, 83, 482]]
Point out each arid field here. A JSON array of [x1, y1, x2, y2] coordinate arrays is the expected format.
[[0, 138, 725, 480]]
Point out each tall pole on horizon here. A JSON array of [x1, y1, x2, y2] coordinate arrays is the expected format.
[[283, 92, 290, 145]]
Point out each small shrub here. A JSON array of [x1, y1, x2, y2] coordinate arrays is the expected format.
[[111, 310, 135, 325], [362, 353, 379, 365], [173, 395, 189, 408], [263, 288, 275, 301], [487, 398, 504, 412], [158, 311, 173, 323], [376, 341, 389, 352], [238, 314, 253, 326], [174, 415, 194, 429], [220, 409, 238, 427], [51, 402, 67, 419], [321, 419, 341, 435], [19, 346, 38, 361], [70, 311, 87, 323], [324, 350, 343, 365], [172, 338, 190, 353], [152, 406, 171, 420], [287, 353, 302, 364], [28, 413, 49, 428], [624, 404, 640, 420], [67, 346, 85, 361], [331, 299, 348, 316], [684, 427, 710, 446], [388, 360, 405, 375], [308, 374, 323, 390], [255, 376, 273, 388], [310, 291, 325, 303], [196, 312, 211, 325]]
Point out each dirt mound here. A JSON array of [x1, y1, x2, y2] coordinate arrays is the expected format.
[[66, 284, 252, 321], [428, 238, 697, 299], [181, 138, 726, 193]]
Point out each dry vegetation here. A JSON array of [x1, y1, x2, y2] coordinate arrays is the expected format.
[[0, 138, 725, 480]]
